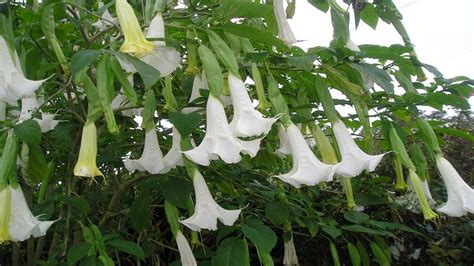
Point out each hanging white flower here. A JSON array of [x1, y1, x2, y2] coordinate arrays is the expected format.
[[228, 73, 277, 137], [276, 124, 292, 157], [332, 120, 385, 177], [182, 74, 205, 114], [0, 185, 56, 243], [92, 1, 117, 30], [176, 231, 197, 266], [161, 126, 184, 173], [184, 94, 262, 166], [0, 37, 47, 104], [115, 0, 180, 77], [435, 155, 474, 217], [124, 128, 165, 174], [19, 96, 59, 133], [180, 170, 241, 231], [273, 0, 297, 45], [276, 123, 340, 188], [283, 235, 300, 266]]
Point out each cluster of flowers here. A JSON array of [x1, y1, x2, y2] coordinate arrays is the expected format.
[[1, 0, 472, 265]]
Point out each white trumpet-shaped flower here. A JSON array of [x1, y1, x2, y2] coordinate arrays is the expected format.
[[332, 120, 385, 177], [182, 75, 205, 114], [180, 170, 241, 231], [176, 231, 197, 266], [184, 94, 262, 166], [228, 74, 277, 137], [161, 127, 184, 173], [283, 236, 300, 266], [0, 37, 47, 104], [435, 155, 474, 217], [276, 124, 292, 157], [273, 0, 297, 45], [276, 123, 340, 188], [116, 0, 180, 77], [0, 185, 55, 243], [124, 128, 165, 174], [19, 96, 59, 133]]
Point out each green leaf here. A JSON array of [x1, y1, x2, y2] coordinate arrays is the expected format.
[[112, 52, 160, 88], [241, 222, 277, 253], [70, 50, 101, 76], [330, 8, 349, 46], [308, 0, 329, 13], [321, 226, 342, 239], [287, 55, 317, 70], [347, 242, 361, 266], [394, 70, 416, 93], [128, 190, 152, 232], [169, 111, 203, 137], [341, 225, 396, 238], [322, 64, 364, 96], [360, 3, 378, 29], [198, 45, 224, 97], [223, 23, 288, 51], [159, 177, 192, 209], [14, 120, 42, 145], [265, 201, 289, 225], [356, 241, 370, 266], [109, 55, 137, 105], [212, 237, 250, 266], [368, 220, 423, 236], [370, 241, 390, 266], [256, 247, 274, 266], [207, 30, 239, 75], [359, 44, 412, 60], [26, 144, 49, 184], [344, 211, 370, 224], [435, 127, 474, 142], [350, 63, 394, 93], [67, 242, 93, 266], [218, 1, 277, 34], [329, 241, 341, 266], [106, 239, 145, 260], [425, 92, 470, 109]]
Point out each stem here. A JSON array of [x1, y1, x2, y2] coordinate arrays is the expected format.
[[341, 177, 356, 209]]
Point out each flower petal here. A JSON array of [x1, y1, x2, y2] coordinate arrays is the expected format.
[[228, 74, 276, 137], [273, 0, 297, 45], [141, 46, 181, 77], [162, 127, 184, 173], [147, 13, 166, 46], [276, 123, 340, 188], [176, 231, 197, 266], [332, 120, 385, 177], [125, 129, 165, 174], [436, 155, 474, 217]]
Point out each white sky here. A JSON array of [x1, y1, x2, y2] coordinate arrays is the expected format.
[[290, 0, 474, 78]]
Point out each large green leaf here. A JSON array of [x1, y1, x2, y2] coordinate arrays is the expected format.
[[159, 177, 192, 208], [241, 221, 277, 253], [128, 190, 152, 232], [265, 201, 289, 225], [14, 120, 42, 145], [70, 49, 101, 76], [169, 111, 203, 137], [212, 237, 250, 266], [350, 63, 394, 93], [223, 23, 287, 51], [106, 239, 145, 260]]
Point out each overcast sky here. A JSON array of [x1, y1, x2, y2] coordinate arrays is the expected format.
[[290, 0, 474, 78]]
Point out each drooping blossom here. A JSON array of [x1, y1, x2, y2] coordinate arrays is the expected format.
[[176, 231, 197, 266], [228, 73, 277, 137], [19, 96, 59, 133], [283, 235, 300, 266], [332, 120, 385, 177], [435, 155, 474, 217], [124, 128, 166, 174], [161, 127, 184, 173], [180, 169, 241, 231], [273, 0, 297, 45], [73, 121, 103, 178], [0, 185, 55, 243], [276, 123, 340, 188], [0, 36, 47, 104], [184, 94, 261, 166]]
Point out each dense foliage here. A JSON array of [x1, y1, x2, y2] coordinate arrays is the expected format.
[[0, 0, 473, 265]]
